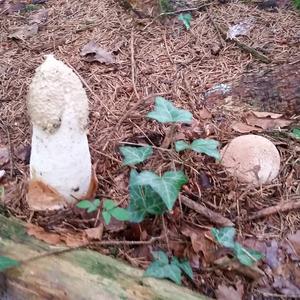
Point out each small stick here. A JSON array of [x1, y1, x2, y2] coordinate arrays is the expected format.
[[180, 195, 234, 227], [246, 199, 300, 221], [130, 30, 140, 101]]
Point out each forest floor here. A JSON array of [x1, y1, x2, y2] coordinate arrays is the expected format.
[[1, 0, 300, 298]]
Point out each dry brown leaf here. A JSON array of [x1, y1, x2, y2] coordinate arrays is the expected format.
[[84, 224, 104, 240], [27, 223, 61, 245], [232, 121, 262, 133], [181, 225, 215, 263], [216, 283, 244, 300], [28, 9, 48, 25], [0, 146, 9, 167], [287, 231, 300, 257], [251, 111, 283, 119], [63, 234, 88, 247], [8, 24, 39, 41], [245, 112, 292, 130], [80, 41, 115, 64], [27, 179, 67, 211], [82, 163, 98, 200], [199, 107, 212, 120]]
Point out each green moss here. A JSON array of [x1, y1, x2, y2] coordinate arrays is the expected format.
[[293, 0, 300, 9], [159, 0, 173, 12]]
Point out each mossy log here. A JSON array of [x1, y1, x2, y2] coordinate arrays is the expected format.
[[0, 214, 209, 300]]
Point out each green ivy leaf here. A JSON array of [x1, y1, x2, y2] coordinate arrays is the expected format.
[[211, 227, 236, 249], [144, 251, 182, 285], [175, 139, 221, 160], [76, 199, 100, 213], [0, 256, 19, 272], [102, 199, 131, 224], [290, 128, 300, 140], [128, 170, 167, 223], [152, 251, 169, 265], [132, 170, 188, 210], [102, 211, 112, 225], [147, 97, 192, 124], [178, 13, 192, 30], [110, 207, 131, 221], [120, 145, 153, 165], [103, 199, 117, 210], [171, 257, 193, 280], [233, 243, 263, 266]]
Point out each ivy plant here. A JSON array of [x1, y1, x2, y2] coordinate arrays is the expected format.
[[211, 227, 263, 266], [102, 199, 131, 225], [127, 170, 168, 223], [0, 256, 19, 272], [120, 145, 153, 165], [76, 199, 100, 213], [131, 170, 188, 210], [175, 139, 221, 160], [144, 251, 193, 285], [147, 97, 192, 124]]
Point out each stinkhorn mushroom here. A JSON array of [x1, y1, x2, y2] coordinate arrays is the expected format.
[[221, 134, 280, 186], [27, 55, 97, 210]]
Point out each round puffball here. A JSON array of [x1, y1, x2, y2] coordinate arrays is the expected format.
[[221, 135, 280, 185]]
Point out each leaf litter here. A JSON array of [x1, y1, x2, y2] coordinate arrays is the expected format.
[[1, 0, 300, 298]]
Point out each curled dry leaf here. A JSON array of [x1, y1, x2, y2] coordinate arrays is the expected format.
[[27, 179, 67, 211], [84, 224, 104, 241], [232, 121, 262, 133], [8, 24, 39, 41], [216, 282, 244, 300], [245, 112, 292, 130], [181, 225, 215, 264], [80, 41, 115, 64]]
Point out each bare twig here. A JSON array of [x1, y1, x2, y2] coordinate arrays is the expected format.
[[180, 195, 234, 227], [130, 30, 140, 102], [246, 198, 300, 221]]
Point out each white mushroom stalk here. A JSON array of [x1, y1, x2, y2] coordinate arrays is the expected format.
[[27, 55, 96, 210]]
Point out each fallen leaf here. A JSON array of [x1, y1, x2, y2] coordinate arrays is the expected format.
[[251, 111, 283, 118], [266, 240, 279, 270], [63, 233, 87, 247], [245, 112, 292, 130], [0, 146, 9, 167], [199, 107, 212, 120], [216, 282, 244, 300], [227, 18, 255, 39], [8, 24, 39, 41], [28, 9, 48, 25], [232, 121, 262, 133], [287, 231, 300, 257], [27, 223, 61, 245], [15, 144, 31, 164], [80, 41, 115, 64], [273, 276, 300, 296], [27, 179, 67, 211], [84, 224, 104, 240], [181, 225, 215, 263]]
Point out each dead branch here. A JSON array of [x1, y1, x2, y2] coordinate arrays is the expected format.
[[180, 195, 234, 227]]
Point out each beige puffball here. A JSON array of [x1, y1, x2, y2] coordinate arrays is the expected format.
[[221, 135, 280, 185]]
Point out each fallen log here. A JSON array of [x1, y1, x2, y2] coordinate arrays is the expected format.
[[205, 60, 300, 116], [0, 214, 210, 300]]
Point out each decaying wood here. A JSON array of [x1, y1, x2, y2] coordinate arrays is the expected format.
[[0, 214, 210, 300], [247, 197, 300, 221], [205, 60, 300, 116], [180, 195, 234, 227]]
